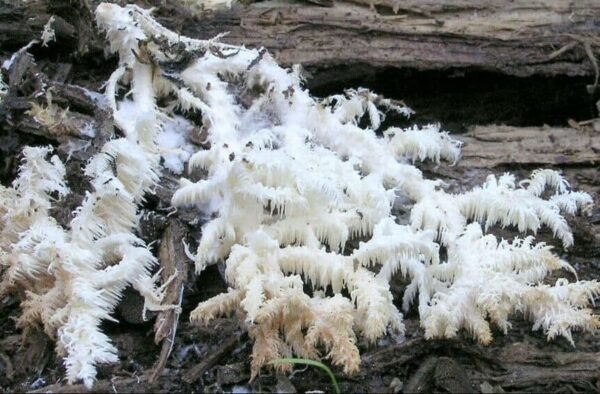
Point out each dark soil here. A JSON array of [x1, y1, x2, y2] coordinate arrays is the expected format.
[[1, 1, 599, 393]]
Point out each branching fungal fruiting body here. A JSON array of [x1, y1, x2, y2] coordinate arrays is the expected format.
[[0, 3, 598, 388], [0, 4, 188, 387], [89, 3, 598, 378]]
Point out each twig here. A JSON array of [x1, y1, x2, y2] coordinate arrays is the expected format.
[[182, 336, 239, 384], [149, 221, 188, 383], [29, 374, 151, 394], [0, 351, 14, 380], [583, 40, 599, 93], [546, 41, 577, 60]]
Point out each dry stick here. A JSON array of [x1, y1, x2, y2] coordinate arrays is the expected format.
[[403, 356, 438, 393], [0, 351, 14, 380], [1, 48, 112, 161], [29, 375, 151, 394], [149, 285, 183, 384], [562, 34, 600, 93], [583, 40, 599, 93], [149, 221, 188, 384], [546, 41, 578, 60], [182, 336, 239, 384]]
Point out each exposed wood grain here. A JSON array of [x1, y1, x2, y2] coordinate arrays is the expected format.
[[457, 125, 600, 168], [151, 0, 600, 77], [362, 336, 600, 392]]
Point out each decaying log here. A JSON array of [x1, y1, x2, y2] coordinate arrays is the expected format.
[[1, 2, 599, 393], [362, 335, 600, 393], [4, 0, 600, 79], [457, 125, 600, 168], [152, 0, 600, 78], [3, 0, 600, 81]]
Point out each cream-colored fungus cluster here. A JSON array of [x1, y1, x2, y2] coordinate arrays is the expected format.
[[0, 3, 597, 387]]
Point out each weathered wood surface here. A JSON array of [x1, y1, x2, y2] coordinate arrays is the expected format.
[[458, 125, 600, 168], [362, 335, 600, 393], [3, 0, 600, 78], [153, 0, 600, 77]]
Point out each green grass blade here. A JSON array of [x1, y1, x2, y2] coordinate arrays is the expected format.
[[267, 358, 341, 394]]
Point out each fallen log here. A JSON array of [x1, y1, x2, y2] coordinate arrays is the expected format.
[[4, 0, 600, 79], [152, 0, 600, 78], [458, 125, 600, 168]]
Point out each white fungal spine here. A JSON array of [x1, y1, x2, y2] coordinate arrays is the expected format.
[[1, 3, 597, 388], [0, 4, 179, 388], [89, 3, 596, 379]]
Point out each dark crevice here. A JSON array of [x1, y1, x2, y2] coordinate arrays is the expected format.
[[308, 65, 599, 133]]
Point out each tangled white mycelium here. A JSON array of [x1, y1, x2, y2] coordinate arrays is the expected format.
[[0, 2, 598, 387]]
